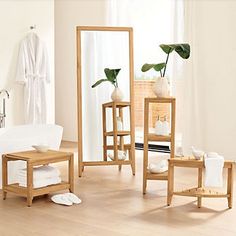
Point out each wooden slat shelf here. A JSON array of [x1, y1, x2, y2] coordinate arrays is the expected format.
[[105, 131, 131, 136], [148, 133, 171, 142], [146, 171, 168, 180], [173, 187, 228, 198]]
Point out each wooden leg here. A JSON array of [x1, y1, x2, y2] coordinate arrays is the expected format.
[[227, 164, 234, 208], [167, 161, 174, 206], [143, 100, 149, 193], [102, 105, 107, 161], [2, 155, 8, 200], [69, 154, 74, 193], [119, 165, 122, 171], [112, 104, 118, 163], [131, 149, 135, 176], [27, 162, 33, 207], [197, 167, 203, 208], [143, 137, 148, 194], [78, 144, 83, 177]]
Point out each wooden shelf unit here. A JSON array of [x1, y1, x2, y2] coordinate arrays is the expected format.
[[143, 97, 176, 194], [102, 101, 135, 174], [168, 157, 235, 208]]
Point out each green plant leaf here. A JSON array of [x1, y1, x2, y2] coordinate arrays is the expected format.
[[174, 44, 190, 59], [141, 63, 166, 72], [160, 43, 190, 59], [104, 68, 113, 81], [153, 63, 166, 72], [91, 79, 110, 88], [141, 64, 156, 72], [160, 44, 175, 54], [104, 68, 121, 82]]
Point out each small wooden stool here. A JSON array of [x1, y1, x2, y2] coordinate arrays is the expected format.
[[167, 157, 235, 208], [2, 150, 74, 207]]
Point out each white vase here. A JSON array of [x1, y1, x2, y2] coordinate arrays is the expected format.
[[111, 87, 124, 102], [152, 77, 170, 97]]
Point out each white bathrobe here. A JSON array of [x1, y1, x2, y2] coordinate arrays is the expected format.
[[16, 32, 50, 124]]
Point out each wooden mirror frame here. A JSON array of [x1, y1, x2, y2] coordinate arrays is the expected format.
[[76, 26, 135, 177]]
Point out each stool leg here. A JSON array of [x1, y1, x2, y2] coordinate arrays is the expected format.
[[197, 167, 203, 208], [227, 164, 234, 208], [2, 155, 8, 200], [167, 161, 174, 206], [69, 154, 74, 193], [27, 162, 33, 207]]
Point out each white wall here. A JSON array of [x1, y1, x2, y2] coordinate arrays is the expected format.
[[184, 0, 236, 158], [55, 0, 108, 141], [0, 0, 54, 126]]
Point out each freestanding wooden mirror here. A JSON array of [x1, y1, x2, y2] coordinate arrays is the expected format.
[[77, 26, 135, 177]]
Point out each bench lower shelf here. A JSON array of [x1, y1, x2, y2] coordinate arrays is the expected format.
[[173, 187, 229, 198], [5, 181, 70, 197]]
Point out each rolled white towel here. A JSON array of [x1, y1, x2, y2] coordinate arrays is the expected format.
[[17, 165, 60, 180], [204, 153, 224, 187], [108, 150, 127, 161], [148, 160, 168, 174], [19, 176, 62, 188]]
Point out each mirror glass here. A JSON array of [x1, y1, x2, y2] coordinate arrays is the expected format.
[[81, 31, 130, 161]]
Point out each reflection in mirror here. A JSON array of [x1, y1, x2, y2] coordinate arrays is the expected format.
[[77, 26, 135, 177], [81, 31, 130, 161]]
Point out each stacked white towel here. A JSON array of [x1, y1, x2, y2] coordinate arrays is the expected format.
[[204, 152, 224, 188], [17, 165, 61, 188]]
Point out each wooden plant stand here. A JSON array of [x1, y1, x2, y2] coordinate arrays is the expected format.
[[2, 150, 74, 207], [143, 97, 176, 194], [79, 101, 135, 176], [167, 157, 235, 208]]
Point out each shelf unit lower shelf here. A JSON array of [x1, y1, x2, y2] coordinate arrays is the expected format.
[[148, 133, 171, 142], [146, 171, 168, 180], [173, 187, 228, 198], [105, 131, 131, 136]]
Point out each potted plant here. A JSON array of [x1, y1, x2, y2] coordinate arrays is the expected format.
[[141, 43, 190, 97], [92, 68, 124, 101]]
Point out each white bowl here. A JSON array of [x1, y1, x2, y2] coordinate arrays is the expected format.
[[32, 145, 49, 153], [192, 150, 204, 160]]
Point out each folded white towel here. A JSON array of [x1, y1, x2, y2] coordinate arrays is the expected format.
[[204, 153, 224, 187], [17, 165, 60, 180], [19, 176, 62, 188]]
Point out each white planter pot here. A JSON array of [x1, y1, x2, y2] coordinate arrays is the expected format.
[[153, 77, 170, 97], [111, 87, 124, 102]]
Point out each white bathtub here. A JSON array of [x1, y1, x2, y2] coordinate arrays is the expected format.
[[0, 124, 63, 188]]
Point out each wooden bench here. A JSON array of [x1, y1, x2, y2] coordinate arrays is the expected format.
[[2, 150, 74, 207], [167, 157, 235, 208]]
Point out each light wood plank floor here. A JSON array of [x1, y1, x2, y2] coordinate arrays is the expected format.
[[0, 141, 235, 236]]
